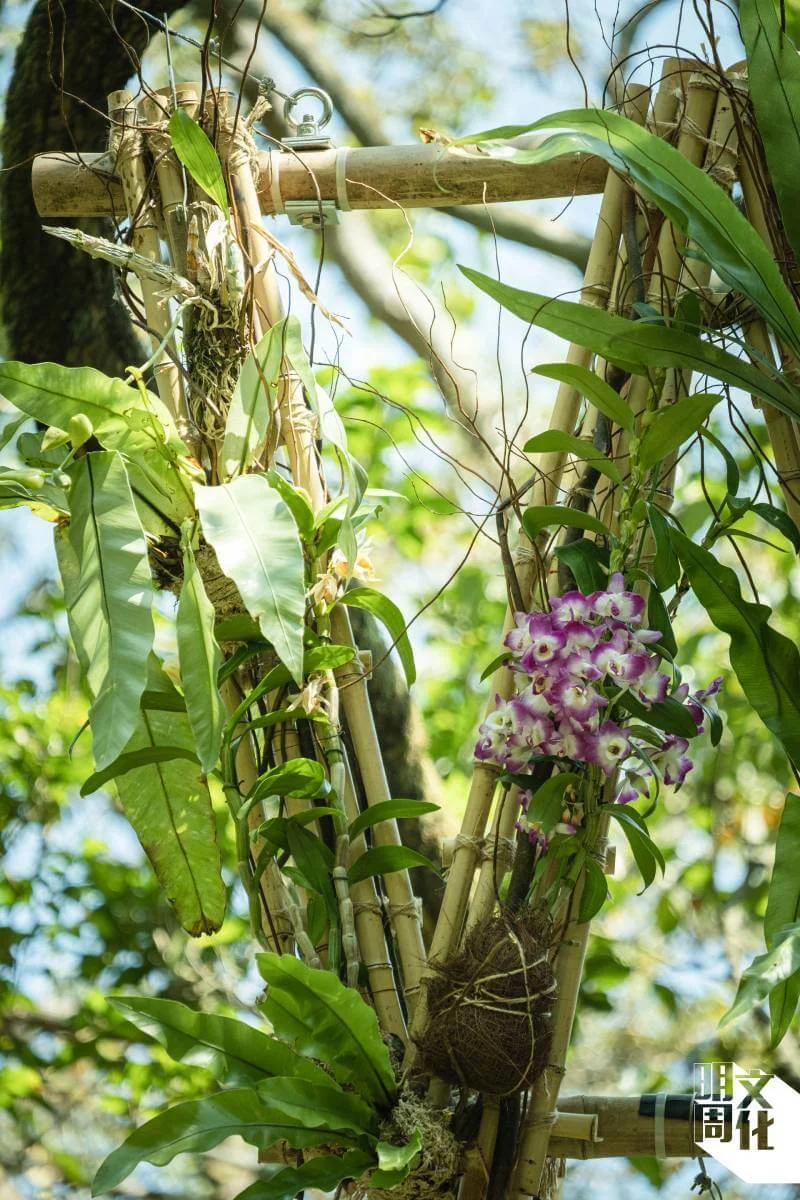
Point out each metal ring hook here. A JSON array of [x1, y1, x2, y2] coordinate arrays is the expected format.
[[283, 87, 333, 136]]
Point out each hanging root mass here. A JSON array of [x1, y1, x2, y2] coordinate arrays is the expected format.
[[355, 1091, 462, 1200], [417, 908, 556, 1096]]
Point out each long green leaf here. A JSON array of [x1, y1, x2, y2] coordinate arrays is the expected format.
[[460, 268, 800, 422], [255, 1076, 378, 1139], [523, 504, 609, 540], [638, 393, 720, 469], [349, 799, 440, 841], [195, 476, 306, 685], [719, 922, 800, 1030], [608, 806, 665, 890], [740, 0, 800, 264], [168, 108, 229, 214], [524, 430, 621, 483], [257, 952, 397, 1107], [177, 537, 226, 773], [91, 1086, 353, 1195], [348, 845, 437, 886], [220, 322, 286, 481], [112, 659, 226, 936], [672, 531, 800, 767], [765, 794, 800, 1045], [532, 362, 634, 432], [64, 452, 155, 769], [80, 746, 198, 796], [231, 1151, 375, 1200], [465, 109, 800, 357], [338, 585, 416, 687], [0, 360, 180, 454], [112, 997, 334, 1088]]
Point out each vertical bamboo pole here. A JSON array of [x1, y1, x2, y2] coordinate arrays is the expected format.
[[217, 93, 418, 1026], [407, 83, 650, 1067], [107, 90, 187, 435], [510, 65, 721, 1200]]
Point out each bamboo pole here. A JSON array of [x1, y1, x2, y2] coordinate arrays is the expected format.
[[216, 92, 423, 1023], [406, 83, 650, 1072], [107, 90, 187, 435], [31, 142, 609, 221], [548, 1095, 701, 1159]]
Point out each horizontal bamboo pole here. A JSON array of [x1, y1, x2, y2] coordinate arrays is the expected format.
[[550, 1095, 702, 1160], [31, 142, 608, 220]]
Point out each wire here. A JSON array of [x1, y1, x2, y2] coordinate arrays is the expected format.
[[113, 0, 292, 100]]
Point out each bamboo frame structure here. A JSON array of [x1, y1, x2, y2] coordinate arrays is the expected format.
[[35, 53, 800, 1200]]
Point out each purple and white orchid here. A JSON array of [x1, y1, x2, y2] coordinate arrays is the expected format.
[[474, 576, 722, 845]]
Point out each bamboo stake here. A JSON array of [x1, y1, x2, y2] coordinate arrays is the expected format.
[[216, 92, 421, 1023], [406, 83, 650, 1072], [107, 90, 187, 435], [509, 66, 721, 1200]]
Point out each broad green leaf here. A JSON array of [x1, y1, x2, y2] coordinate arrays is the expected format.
[[740, 0, 800, 263], [533, 362, 634, 433], [266, 469, 316, 541], [112, 660, 226, 936], [126, 449, 195, 537], [349, 799, 440, 841], [287, 823, 337, 901], [524, 430, 622, 483], [255, 1076, 378, 1139], [0, 360, 180, 454], [646, 504, 680, 591], [64, 452, 155, 769], [257, 952, 397, 1106], [248, 758, 328, 806], [339, 585, 416, 687], [80, 746, 198, 796], [765, 795, 800, 1045], [528, 772, 582, 832], [348, 845, 438, 886], [304, 642, 356, 670], [554, 538, 609, 592], [720, 922, 800, 1029], [577, 855, 608, 923], [608, 806, 665, 890], [0, 465, 68, 518], [195, 475, 305, 685], [231, 1151, 375, 1200], [620, 692, 697, 739], [91, 1086, 353, 1195], [672, 531, 800, 766], [466, 109, 800, 358], [522, 504, 609, 540], [461, 269, 800, 423], [177, 537, 226, 773], [220, 323, 285, 481], [638, 394, 720, 469], [112, 997, 334, 1088], [370, 1129, 423, 1188], [168, 108, 229, 214]]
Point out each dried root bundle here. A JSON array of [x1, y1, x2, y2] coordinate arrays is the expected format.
[[417, 908, 556, 1096]]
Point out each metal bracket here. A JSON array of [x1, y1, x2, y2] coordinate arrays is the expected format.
[[281, 88, 335, 151], [284, 200, 339, 228]]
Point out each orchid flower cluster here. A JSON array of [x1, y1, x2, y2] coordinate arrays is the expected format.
[[474, 574, 722, 848]]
